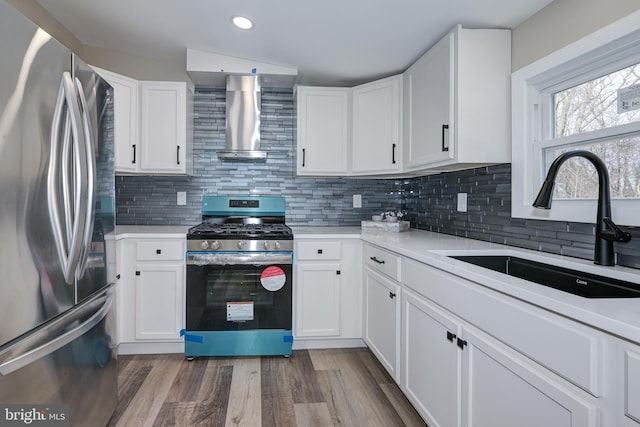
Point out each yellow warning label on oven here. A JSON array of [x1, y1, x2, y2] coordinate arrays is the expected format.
[[227, 301, 254, 321]]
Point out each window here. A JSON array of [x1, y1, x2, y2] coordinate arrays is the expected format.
[[512, 12, 640, 226]]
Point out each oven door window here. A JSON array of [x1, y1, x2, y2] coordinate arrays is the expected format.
[[186, 264, 292, 331]]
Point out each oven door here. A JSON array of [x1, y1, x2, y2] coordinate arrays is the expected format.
[[186, 252, 292, 331]]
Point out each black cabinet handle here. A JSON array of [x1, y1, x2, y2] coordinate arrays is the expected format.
[[135, 271, 140, 276], [457, 338, 467, 349], [132, 144, 136, 164], [156, 249, 162, 254], [302, 148, 306, 167], [442, 124, 449, 152], [317, 249, 323, 254], [389, 291, 396, 299], [392, 143, 396, 164], [336, 270, 341, 275], [370, 256, 385, 264], [176, 146, 181, 165], [446, 331, 456, 342]]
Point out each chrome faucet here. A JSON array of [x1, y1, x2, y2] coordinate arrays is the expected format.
[[532, 150, 631, 266]]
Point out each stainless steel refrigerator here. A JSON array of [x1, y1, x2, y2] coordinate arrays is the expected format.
[[0, 1, 117, 426]]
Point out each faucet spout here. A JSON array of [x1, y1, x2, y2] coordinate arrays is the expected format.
[[532, 150, 631, 266]]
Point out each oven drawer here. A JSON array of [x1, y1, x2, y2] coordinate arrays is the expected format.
[[296, 241, 342, 261], [364, 243, 401, 281], [136, 240, 184, 261]]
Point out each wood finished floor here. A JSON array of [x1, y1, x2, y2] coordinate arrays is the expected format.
[[107, 348, 427, 427]]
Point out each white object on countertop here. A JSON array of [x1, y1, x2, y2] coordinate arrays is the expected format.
[[361, 220, 410, 232], [372, 215, 383, 222]]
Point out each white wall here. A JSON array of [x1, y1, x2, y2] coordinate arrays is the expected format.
[[5, 0, 189, 82], [512, 0, 640, 70]]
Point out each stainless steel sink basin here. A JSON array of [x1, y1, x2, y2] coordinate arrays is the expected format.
[[450, 255, 640, 298]]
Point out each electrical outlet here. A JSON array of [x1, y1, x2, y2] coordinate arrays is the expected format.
[[177, 191, 187, 206], [457, 193, 467, 212], [353, 194, 362, 208]]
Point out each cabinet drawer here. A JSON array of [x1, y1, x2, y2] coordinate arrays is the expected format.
[[136, 240, 184, 261], [403, 258, 602, 396], [296, 241, 342, 261], [364, 244, 401, 281]]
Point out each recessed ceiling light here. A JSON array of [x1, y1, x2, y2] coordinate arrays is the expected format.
[[232, 16, 254, 30]]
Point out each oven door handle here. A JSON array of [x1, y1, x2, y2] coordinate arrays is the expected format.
[[187, 252, 293, 266]]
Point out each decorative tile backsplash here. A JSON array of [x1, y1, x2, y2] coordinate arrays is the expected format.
[[115, 86, 640, 268]]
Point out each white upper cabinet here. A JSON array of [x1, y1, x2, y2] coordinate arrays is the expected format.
[[403, 25, 511, 172], [139, 81, 194, 175], [296, 86, 350, 176], [352, 75, 402, 175], [92, 67, 139, 174]]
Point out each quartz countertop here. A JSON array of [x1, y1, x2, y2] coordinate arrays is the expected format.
[[360, 228, 640, 344], [291, 226, 362, 238], [114, 225, 193, 239]]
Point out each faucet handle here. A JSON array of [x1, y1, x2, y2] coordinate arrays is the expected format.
[[602, 218, 632, 242]]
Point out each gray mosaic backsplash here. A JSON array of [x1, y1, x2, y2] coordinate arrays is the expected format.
[[116, 87, 640, 268]]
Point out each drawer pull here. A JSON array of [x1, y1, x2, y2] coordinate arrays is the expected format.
[[370, 256, 385, 264], [317, 249, 323, 254], [446, 331, 456, 342], [156, 249, 162, 254], [389, 292, 396, 299]]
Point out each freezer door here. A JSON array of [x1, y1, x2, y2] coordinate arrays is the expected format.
[[0, 287, 117, 427], [73, 55, 115, 303]]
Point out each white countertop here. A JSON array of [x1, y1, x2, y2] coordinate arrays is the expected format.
[[360, 228, 640, 344], [111, 224, 640, 343], [291, 226, 362, 238], [114, 225, 192, 239]]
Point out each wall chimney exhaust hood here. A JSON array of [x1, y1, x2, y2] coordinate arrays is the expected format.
[[218, 75, 266, 162], [186, 50, 298, 162]]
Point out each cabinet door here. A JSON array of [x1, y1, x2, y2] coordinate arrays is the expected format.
[[135, 262, 184, 340], [352, 75, 401, 174], [295, 262, 342, 337], [404, 30, 454, 169], [620, 340, 640, 426], [92, 67, 139, 173], [402, 288, 461, 427], [462, 325, 597, 427], [364, 267, 400, 380], [139, 81, 187, 174], [296, 87, 349, 175]]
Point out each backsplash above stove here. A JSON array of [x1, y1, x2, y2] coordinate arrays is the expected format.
[[116, 86, 640, 268]]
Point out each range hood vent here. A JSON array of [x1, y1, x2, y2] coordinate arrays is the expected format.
[[217, 75, 267, 162]]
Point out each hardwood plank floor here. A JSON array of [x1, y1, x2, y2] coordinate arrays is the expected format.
[[107, 348, 427, 427]]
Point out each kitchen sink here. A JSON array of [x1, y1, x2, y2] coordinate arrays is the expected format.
[[450, 255, 640, 298]]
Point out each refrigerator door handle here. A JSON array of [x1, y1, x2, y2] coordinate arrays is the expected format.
[[48, 71, 88, 285], [0, 291, 113, 376], [73, 77, 96, 280]]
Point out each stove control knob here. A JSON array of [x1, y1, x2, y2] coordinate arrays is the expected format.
[[263, 241, 271, 250], [274, 241, 281, 250], [238, 241, 246, 249], [211, 241, 220, 250], [200, 241, 210, 250]]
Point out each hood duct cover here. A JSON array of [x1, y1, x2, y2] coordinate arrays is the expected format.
[[217, 75, 267, 162]]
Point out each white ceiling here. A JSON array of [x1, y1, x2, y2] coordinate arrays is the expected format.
[[36, 0, 554, 86]]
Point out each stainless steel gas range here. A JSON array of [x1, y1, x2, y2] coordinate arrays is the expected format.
[[183, 196, 293, 357]]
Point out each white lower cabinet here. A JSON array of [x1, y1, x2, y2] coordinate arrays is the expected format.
[[293, 237, 362, 347], [364, 267, 401, 381], [116, 236, 185, 354], [619, 340, 640, 426], [401, 288, 461, 427], [462, 325, 597, 427]]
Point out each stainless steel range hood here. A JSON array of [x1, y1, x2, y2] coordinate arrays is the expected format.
[[217, 75, 267, 162]]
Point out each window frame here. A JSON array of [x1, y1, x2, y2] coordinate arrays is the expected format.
[[511, 10, 640, 227]]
